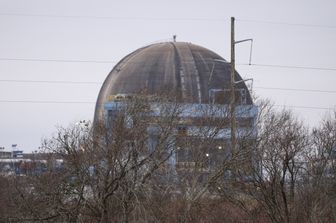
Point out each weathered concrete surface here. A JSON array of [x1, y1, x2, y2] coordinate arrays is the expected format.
[[95, 42, 252, 121]]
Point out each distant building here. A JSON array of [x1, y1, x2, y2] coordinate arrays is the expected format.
[[0, 150, 11, 159], [0, 146, 51, 176], [0, 145, 23, 158]]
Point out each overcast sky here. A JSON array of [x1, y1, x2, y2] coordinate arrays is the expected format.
[[0, 0, 335, 152]]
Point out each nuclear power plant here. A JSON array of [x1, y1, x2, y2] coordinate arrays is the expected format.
[[94, 41, 257, 175]]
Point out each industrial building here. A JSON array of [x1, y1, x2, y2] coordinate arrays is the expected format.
[[0, 146, 48, 176], [94, 41, 257, 177]]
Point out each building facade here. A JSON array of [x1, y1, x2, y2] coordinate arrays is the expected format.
[[95, 41, 257, 179]]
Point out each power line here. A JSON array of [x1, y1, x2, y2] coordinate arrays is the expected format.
[[0, 79, 102, 85], [2, 12, 335, 29], [238, 63, 336, 71], [254, 86, 336, 94], [0, 12, 225, 21], [0, 57, 209, 64], [0, 57, 114, 64], [1, 79, 335, 94], [0, 100, 95, 104], [274, 105, 334, 111], [1, 57, 336, 72], [0, 99, 333, 111], [236, 18, 336, 29]]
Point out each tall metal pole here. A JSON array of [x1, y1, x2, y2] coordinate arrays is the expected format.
[[230, 17, 237, 155]]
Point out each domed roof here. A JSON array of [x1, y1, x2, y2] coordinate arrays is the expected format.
[[95, 42, 252, 121]]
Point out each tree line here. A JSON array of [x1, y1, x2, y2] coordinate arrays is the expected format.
[[0, 97, 335, 223]]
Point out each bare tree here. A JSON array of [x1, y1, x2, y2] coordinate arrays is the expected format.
[[297, 111, 336, 222], [7, 95, 182, 223], [6, 95, 335, 223], [226, 101, 310, 223]]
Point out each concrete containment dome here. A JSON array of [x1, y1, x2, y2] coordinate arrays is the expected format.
[[95, 42, 252, 121]]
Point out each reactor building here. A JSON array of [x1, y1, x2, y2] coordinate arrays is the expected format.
[[94, 41, 257, 175]]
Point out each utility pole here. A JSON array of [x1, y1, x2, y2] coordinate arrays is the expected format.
[[230, 17, 237, 155]]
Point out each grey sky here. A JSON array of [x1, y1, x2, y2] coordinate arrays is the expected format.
[[0, 0, 335, 152]]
